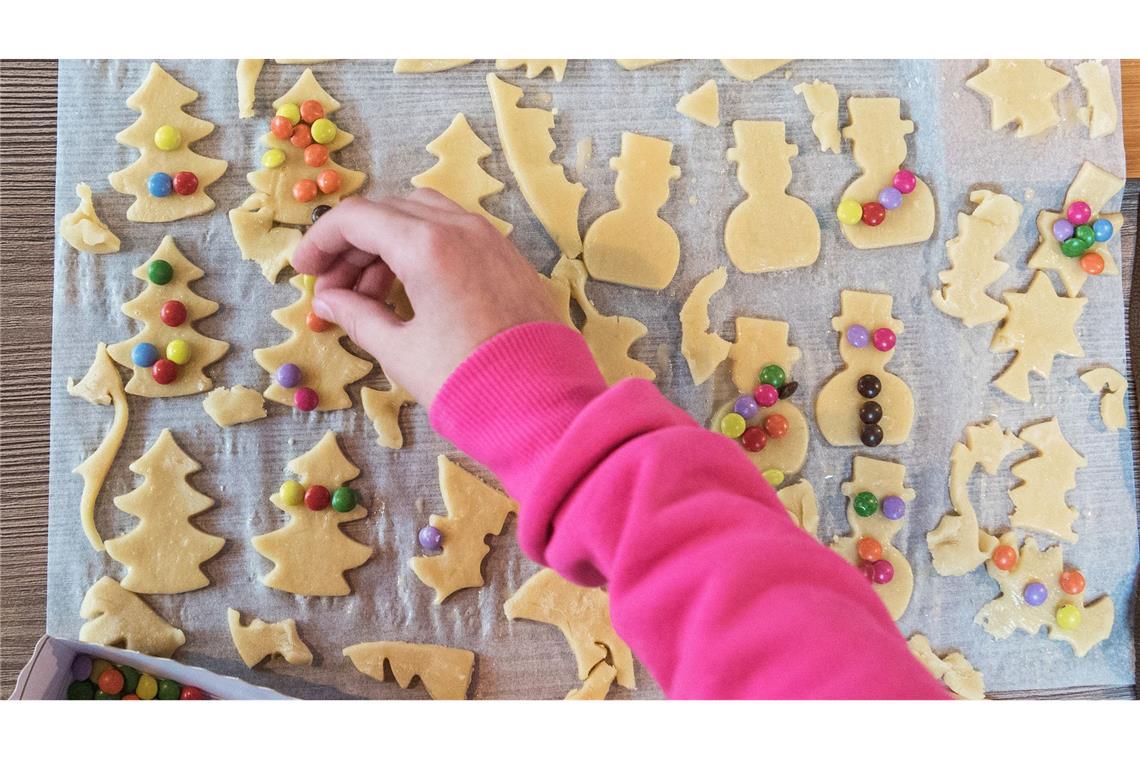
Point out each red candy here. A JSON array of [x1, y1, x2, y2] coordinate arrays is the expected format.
[[304, 144, 329, 167], [304, 484, 331, 511], [122, 694, 140, 700], [306, 311, 329, 332], [151, 359, 178, 384], [179, 685, 209, 700], [160, 299, 187, 327], [172, 171, 198, 196], [270, 115, 294, 140], [992, 544, 1018, 571], [861, 202, 886, 227], [763, 414, 789, 439], [290, 123, 313, 149], [97, 668, 124, 696], [294, 386, 319, 412], [741, 426, 767, 452], [1060, 569, 1086, 595], [292, 179, 318, 203], [300, 99, 325, 124], [316, 169, 342, 194]]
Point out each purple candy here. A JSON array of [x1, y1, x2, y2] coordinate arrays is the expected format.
[[882, 495, 906, 520], [878, 186, 903, 210], [418, 525, 442, 551], [71, 655, 92, 681], [733, 395, 759, 419], [846, 324, 870, 348], [1052, 218, 1075, 243], [275, 363, 301, 388], [1024, 581, 1048, 607]]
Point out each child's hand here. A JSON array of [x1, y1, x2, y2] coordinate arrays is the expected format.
[[291, 190, 562, 408]]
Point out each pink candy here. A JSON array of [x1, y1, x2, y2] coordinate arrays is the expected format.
[[872, 328, 896, 352], [1066, 201, 1091, 225], [872, 559, 895, 584], [892, 170, 917, 195], [753, 384, 779, 408], [294, 387, 319, 412]]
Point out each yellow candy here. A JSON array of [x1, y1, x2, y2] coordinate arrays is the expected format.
[[90, 658, 113, 683], [261, 148, 286, 168], [310, 118, 337, 145], [153, 125, 181, 151], [301, 274, 317, 292], [762, 469, 785, 487], [1056, 604, 1081, 630], [719, 412, 746, 439], [836, 198, 863, 225], [276, 102, 301, 125], [279, 480, 305, 507], [166, 339, 191, 365], [135, 673, 158, 700]]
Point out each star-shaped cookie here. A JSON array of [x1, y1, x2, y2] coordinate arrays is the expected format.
[[967, 60, 1071, 138]]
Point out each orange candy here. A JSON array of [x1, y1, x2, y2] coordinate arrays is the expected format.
[[300, 99, 325, 124], [290, 123, 313, 149], [992, 544, 1018, 571], [122, 694, 140, 700], [1059, 569, 1086, 595], [292, 179, 318, 203], [306, 311, 330, 332], [1080, 252, 1104, 275], [857, 537, 882, 563], [270, 115, 294, 140], [304, 144, 329, 167], [763, 413, 789, 439], [316, 169, 342, 194]]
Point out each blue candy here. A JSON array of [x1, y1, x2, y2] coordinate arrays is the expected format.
[[147, 172, 173, 198], [132, 342, 160, 367], [1092, 218, 1114, 243]]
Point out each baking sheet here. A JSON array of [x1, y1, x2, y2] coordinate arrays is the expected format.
[[46, 59, 1136, 698]]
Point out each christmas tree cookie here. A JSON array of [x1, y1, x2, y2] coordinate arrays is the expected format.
[[252, 432, 372, 596], [227, 609, 313, 668], [344, 642, 475, 700], [966, 60, 1070, 138], [108, 63, 228, 223], [679, 267, 731, 385], [1008, 418, 1086, 542], [105, 429, 224, 594], [107, 236, 229, 398], [79, 576, 186, 658], [59, 183, 120, 254]]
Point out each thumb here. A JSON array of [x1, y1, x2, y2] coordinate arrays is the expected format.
[[312, 287, 406, 367]]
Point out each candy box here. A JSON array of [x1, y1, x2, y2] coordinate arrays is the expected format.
[[8, 635, 289, 700]]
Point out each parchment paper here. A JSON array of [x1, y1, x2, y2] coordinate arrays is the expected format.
[[46, 59, 1136, 698]]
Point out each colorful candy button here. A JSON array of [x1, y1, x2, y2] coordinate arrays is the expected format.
[[279, 479, 305, 507], [275, 363, 301, 388], [1092, 218, 1114, 242], [1074, 224, 1095, 246], [871, 559, 894, 584], [310, 118, 337, 145], [292, 179, 319, 203], [132, 342, 160, 367], [180, 686, 209, 700], [1080, 252, 1104, 275], [172, 171, 198, 196], [165, 339, 191, 366], [160, 300, 187, 326], [857, 536, 882, 562], [270, 115, 295, 140], [276, 102, 301, 125], [854, 491, 878, 517], [1066, 201, 1091, 225], [1059, 569, 1086, 595], [992, 544, 1018, 571], [719, 412, 746, 438], [135, 673, 158, 700], [304, 144, 329, 167], [98, 667, 124, 696], [306, 310, 330, 332], [1051, 218, 1075, 242], [1061, 236, 1088, 257], [294, 387, 319, 411], [148, 259, 174, 285], [304, 485, 331, 511], [1055, 604, 1081, 630], [1023, 581, 1048, 607], [291, 123, 313, 149], [332, 486, 357, 513], [147, 172, 173, 198], [892, 169, 917, 194], [846, 325, 869, 348], [734, 395, 759, 419], [753, 384, 779, 408], [119, 666, 141, 695], [859, 401, 883, 425], [71, 654, 93, 681], [860, 424, 884, 448], [763, 414, 789, 439], [93, 690, 120, 700], [872, 328, 896, 352], [856, 374, 881, 399], [151, 358, 178, 385], [419, 525, 443, 551], [878, 186, 903, 210], [881, 495, 906, 520], [861, 201, 886, 227], [311, 204, 332, 223], [261, 148, 287, 168], [157, 679, 182, 700], [762, 469, 784, 487], [836, 198, 863, 225], [758, 364, 786, 388], [317, 169, 342, 194], [741, 426, 767, 452], [67, 680, 95, 700], [153, 125, 181, 151], [90, 658, 113, 682], [300, 99, 325, 124]]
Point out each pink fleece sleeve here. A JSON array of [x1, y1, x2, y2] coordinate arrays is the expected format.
[[430, 322, 948, 699]]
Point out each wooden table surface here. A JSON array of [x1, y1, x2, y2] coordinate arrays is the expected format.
[[1, 59, 1137, 700]]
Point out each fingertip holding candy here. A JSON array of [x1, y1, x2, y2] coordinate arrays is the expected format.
[[306, 311, 330, 332], [846, 324, 869, 348], [1066, 200, 1091, 225], [733, 395, 759, 419], [892, 169, 916, 194], [872, 328, 896, 352], [836, 198, 863, 225], [720, 412, 747, 439], [753, 384, 779, 408], [419, 525, 443, 551], [881, 495, 906, 520], [294, 386, 319, 411]]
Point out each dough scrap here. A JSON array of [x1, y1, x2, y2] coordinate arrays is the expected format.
[[615, 59, 674, 70], [486, 73, 585, 257], [410, 456, 518, 603], [1080, 367, 1127, 431], [1026, 161, 1124, 297], [202, 385, 268, 428], [344, 641, 474, 700], [108, 63, 228, 222], [495, 59, 567, 82], [830, 457, 916, 621], [839, 97, 935, 249], [793, 80, 840, 153], [1008, 418, 1086, 542], [927, 421, 1020, 576], [227, 608, 313, 668], [229, 192, 302, 283], [721, 59, 791, 81], [79, 576, 186, 658], [676, 79, 720, 127], [776, 480, 819, 539], [583, 132, 681, 290], [236, 59, 264, 118], [253, 274, 373, 411], [907, 634, 985, 700], [816, 290, 914, 446], [975, 534, 1113, 657], [725, 120, 820, 272], [107, 236, 230, 398], [393, 59, 475, 74], [411, 113, 512, 235], [990, 272, 1085, 402], [59, 183, 121, 254], [931, 190, 1022, 327], [679, 267, 731, 385], [67, 342, 128, 551], [105, 429, 224, 593], [566, 662, 618, 700], [361, 380, 415, 449], [551, 257, 655, 384], [251, 431, 373, 596], [966, 59, 1071, 138], [1075, 60, 1117, 138], [505, 568, 636, 691]]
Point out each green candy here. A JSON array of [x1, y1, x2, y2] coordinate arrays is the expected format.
[[119, 665, 141, 695], [854, 491, 879, 517], [331, 487, 357, 513], [148, 259, 174, 285], [1060, 236, 1089, 258], [1074, 224, 1095, 245], [67, 680, 95, 700], [758, 364, 786, 388], [158, 678, 182, 700], [94, 689, 120, 700]]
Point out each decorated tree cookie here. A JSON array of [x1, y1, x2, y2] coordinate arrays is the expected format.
[[1008, 418, 1086, 542], [108, 63, 228, 223], [253, 274, 372, 412], [60, 183, 120, 254], [966, 60, 1070, 138], [725, 120, 819, 273], [834, 98, 934, 250], [79, 576, 186, 658], [107, 236, 229, 398], [975, 534, 1113, 657], [251, 431, 372, 596], [816, 290, 913, 447], [1080, 367, 1127, 431], [679, 267, 731, 385], [793, 80, 840, 154], [105, 429, 224, 594], [344, 641, 474, 700], [830, 456, 916, 621], [227, 608, 313, 668], [907, 635, 985, 700]]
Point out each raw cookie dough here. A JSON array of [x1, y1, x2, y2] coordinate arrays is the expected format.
[[566, 662, 618, 700], [966, 59, 1071, 138], [361, 380, 415, 449], [676, 79, 720, 127], [67, 342, 127, 551], [107, 236, 230, 398], [725, 120, 819, 272], [816, 290, 914, 446], [839, 97, 935, 249], [777, 480, 819, 539], [227, 608, 313, 668], [236, 59, 264, 119], [551, 257, 655, 384], [1008, 418, 1086, 542], [229, 192, 302, 283], [793, 80, 840, 153], [1080, 367, 1127, 431], [990, 272, 1086, 402], [108, 62, 228, 222], [679, 267, 731, 385], [393, 59, 475, 74], [975, 534, 1113, 657], [202, 385, 268, 427], [721, 59, 791, 81], [251, 431, 372, 596], [615, 59, 674, 70], [79, 576, 186, 658], [505, 568, 636, 692], [927, 421, 1020, 576], [1075, 60, 1117, 138], [495, 59, 567, 82], [105, 429, 224, 594], [830, 457, 916, 621], [931, 190, 1022, 327], [253, 274, 373, 412], [1026, 161, 1124, 297], [486, 73, 585, 257], [410, 456, 518, 603], [59, 183, 121, 254], [343, 641, 474, 700], [907, 634, 985, 700], [411, 113, 512, 235], [582, 132, 681, 290]]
